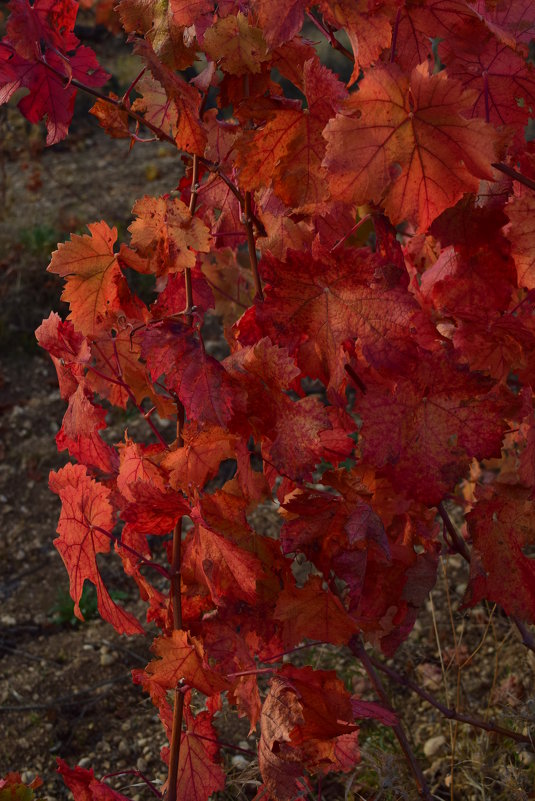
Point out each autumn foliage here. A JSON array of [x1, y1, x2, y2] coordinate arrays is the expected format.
[[2, 0, 535, 797]]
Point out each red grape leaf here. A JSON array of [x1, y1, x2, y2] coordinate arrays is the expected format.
[[120, 483, 189, 533], [117, 437, 166, 501], [248, 247, 425, 391], [358, 354, 514, 504], [56, 381, 119, 474], [57, 759, 131, 801], [47, 222, 127, 335], [274, 575, 358, 647], [173, 709, 226, 801], [394, 0, 483, 71], [169, 0, 213, 27], [183, 522, 264, 605], [467, 484, 535, 622], [351, 698, 398, 726], [440, 35, 535, 133], [474, 0, 535, 52], [203, 12, 269, 76], [323, 62, 498, 232], [49, 463, 143, 634], [0, 46, 108, 145], [151, 267, 214, 318], [224, 338, 353, 479], [6, 0, 79, 60], [142, 320, 245, 429], [35, 312, 90, 399]]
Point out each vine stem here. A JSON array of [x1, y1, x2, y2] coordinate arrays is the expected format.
[[100, 770, 162, 799], [330, 214, 372, 253], [244, 191, 263, 301], [492, 162, 535, 192], [390, 8, 401, 62], [305, 11, 354, 63], [437, 502, 471, 563], [366, 652, 532, 744], [349, 637, 433, 801], [90, 524, 170, 579], [34, 50, 272, 235], [165, 405, 185, 801]]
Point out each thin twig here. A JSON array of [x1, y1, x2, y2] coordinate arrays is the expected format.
[[349, 637, 433, 801], [366, 653, 532, 744], [305, 11, 354, 63], [243, 192, 263, 301], [492, 162, 535, 192], [437, 502, 471, 563], [101, 770, 162, 799]]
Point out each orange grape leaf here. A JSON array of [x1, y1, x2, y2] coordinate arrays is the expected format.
[[237, 59, 346, 211], [163, 422, 237, 493], [259, 668, 359, 798], [47, 222, 127, 336], [118, 0, 195, 70], [87, 329, 173, 418], [506, 192, 535, 289], [141, 630, 230, 698], [131, 73, 178, 138], [133, 38, 206, 152], [129, 194, 212, 276], [169, 0, 213, 27], [252, 0, 309, 46], [90, 92, 131, 138], [318, 0, 392, 85], [274, 575, 358, 647], [49, 463, 143, 634], [203, 12, 269, 75], [117, 437, 166, 501], [323, 63, 498, 232]]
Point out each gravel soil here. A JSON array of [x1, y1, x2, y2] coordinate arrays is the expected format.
[[0, 29, 534, 801]]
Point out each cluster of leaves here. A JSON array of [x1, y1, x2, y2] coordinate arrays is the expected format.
[[2, 0, 535, 798]]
